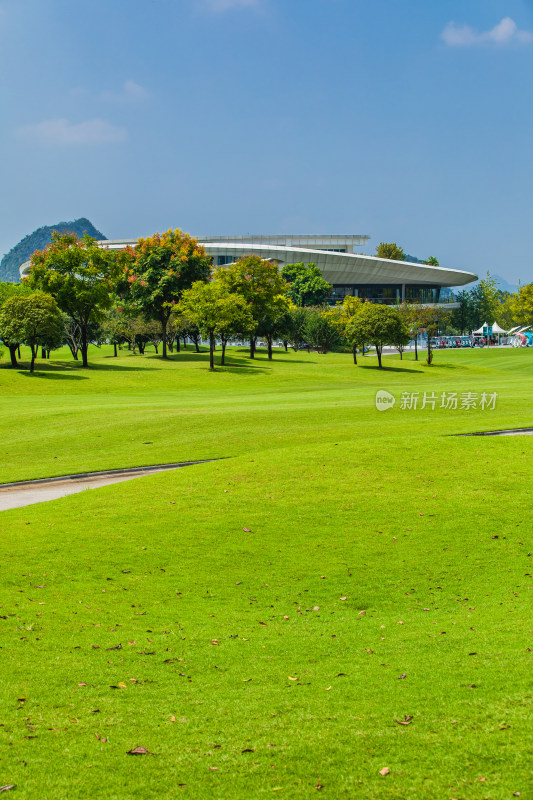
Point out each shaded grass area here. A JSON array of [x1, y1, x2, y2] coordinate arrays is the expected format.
[[0, 345, 532, 798]]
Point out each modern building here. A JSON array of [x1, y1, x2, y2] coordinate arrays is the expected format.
[[20, 234, 477, 305]]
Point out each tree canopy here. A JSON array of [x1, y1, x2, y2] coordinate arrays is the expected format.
[[0, 291, 63, 372], [281, 262, 332, 307], [28, 232, 119, 367], [119, 229, 212, 359], [345, 304, 407, 368], [215, 255, 289, 358], [375, 242, 406, 261]]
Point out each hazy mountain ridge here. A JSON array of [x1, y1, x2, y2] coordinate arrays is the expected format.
[[0, 218, 107, 282]]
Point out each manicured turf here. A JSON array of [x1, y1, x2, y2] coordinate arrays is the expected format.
[[0, 345, 532, 799]]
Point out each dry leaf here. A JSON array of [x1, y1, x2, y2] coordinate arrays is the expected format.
[[117, 682, 127, 688], [243, 527, 252, 533], [241, 748, 254, 753], [170, 716, 176, 722], [325, 686, 332, 691], [340, 597, 347, 601], [395, 715, 413, 726], [398, 673, 407, 679], [209, 766, 219, 771], [379, 767, 390, 776], [0, 787, 16, 793], [127, 746, 153, 755], [288, 676, 298, 681]]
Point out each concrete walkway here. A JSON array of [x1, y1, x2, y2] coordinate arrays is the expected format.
[[0, 461, 208, 512]]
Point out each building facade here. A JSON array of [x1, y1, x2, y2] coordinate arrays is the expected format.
[[20, 234, 477, 304]]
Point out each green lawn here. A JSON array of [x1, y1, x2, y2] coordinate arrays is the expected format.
[[0, 345, 532, 799]]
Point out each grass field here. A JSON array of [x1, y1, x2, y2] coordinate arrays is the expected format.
[[0, 344, 532, 799]]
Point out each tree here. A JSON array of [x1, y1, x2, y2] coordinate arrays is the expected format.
[[375, 242, 406, 261], [423, 256, 440, 266], [215, 255, 289, 358], [469, 273, 500, 328], [450, 290, 474, 335], [512, 283, 533, 328], [28, 232, 119, 367], [119, 230, 212, 359], [413, 305, 451, 365], [323, 296, 364, 363], [281, 263, 332, 307], [180, 281, 254, 370], [345, 304, 407, 368], [0, 291, 63, 372], [303, 309, 341, 353], [0, 282, 32, 366]]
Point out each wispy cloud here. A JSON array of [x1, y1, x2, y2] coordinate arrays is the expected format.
[[441, 17, 533, 47], [17, 118, 127, 146], [202, 0, 259, 11], [100, 80, 150, 104]]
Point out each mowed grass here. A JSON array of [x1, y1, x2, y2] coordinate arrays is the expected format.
[[0, 344, 532, 799]]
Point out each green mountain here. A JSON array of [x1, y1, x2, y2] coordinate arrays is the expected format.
[[0, 218, 107, 282]]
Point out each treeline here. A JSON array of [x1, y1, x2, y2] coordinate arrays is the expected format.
[[451, 275, 533, 333], [2, 230, 528, 374]]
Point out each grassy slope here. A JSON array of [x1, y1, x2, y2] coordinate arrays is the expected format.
[[0, 345, 532, 799]]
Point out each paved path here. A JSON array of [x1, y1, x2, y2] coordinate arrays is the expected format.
[[0, 462, 207, 512]]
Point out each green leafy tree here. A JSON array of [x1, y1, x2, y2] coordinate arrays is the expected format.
[[303, 308, 341, 353], [215, 255, 289, 358], [281, 263, 332, 307], [0, 291, 63, 372], [119, 230, 212, 359], [511, 283, 533, 328], [423, 256, 440, 266], [345, 304, 407, 368], [324, 296, 364, 363], [450, 290, 475, 335], [375, 242, 406, 261], [469, 273, 500, 328], [180, 281, 254, 370], [412, 305, 452, 365], [28, 232, 119, 367]]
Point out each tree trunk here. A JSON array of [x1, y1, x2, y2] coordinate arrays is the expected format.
[[113, 343, 118, 356], [176, 338, 180, 352], [161, 318, 168, 358], [221, 340, 226, 366], [352, 345, 357, 365], [267, 335, 273, 360], [209, 331, 215, 371], [283, 340, 288, 352], [81, 324, 88, 367], [399, 349, 403, 359], [195, 339, 200, 353], [154, 343, 159, 354], [17, 345, 21, 358], [41, 347, 46, 358], [376, 346, 382, 368], [9, 345, 18, 368], [250, 336, 256, 359], [30, 345, 36, 373], [414, 334, 418, 361], [183, 336, 187, 349], [427, 340, 433, 366], [138, 341, 145, 354]]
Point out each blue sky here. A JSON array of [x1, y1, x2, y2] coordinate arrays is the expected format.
[[1, 0, 533, 283]]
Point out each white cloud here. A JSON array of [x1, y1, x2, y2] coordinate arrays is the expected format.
[[100, 80, 149, 104], [442, 16, 533, 47], [202, 0, 259, 11], [17, 118, 127, 145]]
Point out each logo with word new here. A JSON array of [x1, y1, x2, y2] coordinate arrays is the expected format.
[[375, 390, 396, 411]]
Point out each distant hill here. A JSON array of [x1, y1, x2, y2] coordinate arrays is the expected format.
[[0, 218, 107, 282]]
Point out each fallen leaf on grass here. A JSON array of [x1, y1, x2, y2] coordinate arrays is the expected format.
[[288, 676, 298, 681], [106, 644, 122, 651], [243, 528, 252, 533], [315, 777, 324, 790], [395, 716, 413, 726], [241, 748, 255, 753], [258, 621, 267, 626], [209, 766, 219, 771], [478, 777, 486, 782], [0, 787, 16, 794], [78, 683, 87, 687], [379, 767, 390, 776], [325, 686, 332, 691], [117, 682, 127, 688], [127, 746, 153, 755], [398, 674, 407, 680]]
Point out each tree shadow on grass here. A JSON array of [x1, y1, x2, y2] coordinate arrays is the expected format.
[[18, 370, 88, 380], [357, 364, 421, 373]]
